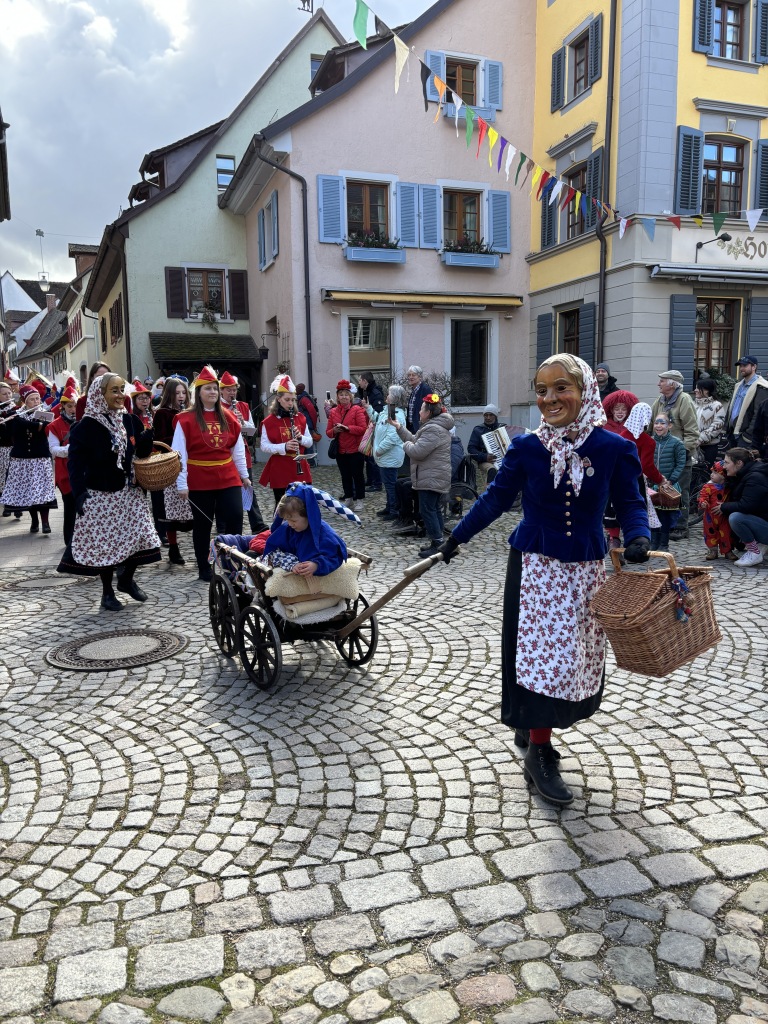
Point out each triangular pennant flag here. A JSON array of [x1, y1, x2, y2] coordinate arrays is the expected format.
[[433, 76, 447, 122], [542, 177, 557, 202], [514, 151, 526, 186], [529, 164, 543, 194], [619, 217, 629, 239], [666, 216, 681, 230], [521, 158, 534, 190], [419, 61, 431, 112], [453, 95, 464, 136], [504, 143, 517, 180], [640, 217, 656, 242], [465, 106, 475, 147], [573, 190, 582, 215], [393, 35, 409, 93], [712, 212, 727, 235], [536, 170, 551, 200], [746, 209, 763, 231], [476, 117, 488, 158], [487, 127, 499, 168], [581, 194, 589, 221], [497, 137, 509, 173], [549, 180, 564, 205], [692, 215, 704, 228], [560, 186, 576, 210], [353, 0, 370, 49]]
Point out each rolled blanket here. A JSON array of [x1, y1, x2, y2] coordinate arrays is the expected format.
[[273, 597, 346, 622], [265, 558, 361, 601]]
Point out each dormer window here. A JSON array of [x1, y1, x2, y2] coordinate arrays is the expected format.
[[216, 155, 235, 192]]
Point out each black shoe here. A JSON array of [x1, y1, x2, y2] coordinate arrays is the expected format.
[[42, 524, 51, 535], [168, 543, 185, 565], [198, 567, 213, 583], [418, 542, 441, 558], [2, 509, 11, 517], [100, 592, 123, 612], [366, 484, 382, 492], [29, 524, 39, 534], [376, 508, 393, 517], [117, 579, 148, 602], [523, 742, 573, 806], [669, 530, 689, 541], [514, 729, 561, 761], [393, 521, 418, 535], [14, 512, 22, 519]]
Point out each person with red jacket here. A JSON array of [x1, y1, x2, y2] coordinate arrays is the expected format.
[[172, 365, 249, 581], [326, 379, 368, 511], [220, 370, 267, 533], [259, 375, 312, 507], [46, 386, 77, 544]]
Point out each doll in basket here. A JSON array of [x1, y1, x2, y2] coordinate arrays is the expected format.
[[250, 482, 347, 577], [698, 461, 735, 561]]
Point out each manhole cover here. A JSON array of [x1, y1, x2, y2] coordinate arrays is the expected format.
[[46, 629, 188, 671], [4, 576, 86, 591]]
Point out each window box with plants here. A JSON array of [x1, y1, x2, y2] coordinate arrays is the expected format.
[[343, 233, 406, 263], [440, 238, 500, 268]]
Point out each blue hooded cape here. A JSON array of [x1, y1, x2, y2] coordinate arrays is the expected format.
[[263, 482, 347, 576]]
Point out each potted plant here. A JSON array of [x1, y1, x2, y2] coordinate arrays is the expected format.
[[199, 300, 220, 333], [440, 237, 500, 268], [343, 232, 406, 264]]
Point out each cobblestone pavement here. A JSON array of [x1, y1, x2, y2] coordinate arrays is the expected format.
[[1, 469, 768, 1024]]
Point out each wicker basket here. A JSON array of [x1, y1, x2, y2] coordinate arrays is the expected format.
[[133, 442, 181, 492], [591, 549, 721, 678]]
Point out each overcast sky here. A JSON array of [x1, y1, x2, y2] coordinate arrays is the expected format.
[[0, 0, 414, 286]]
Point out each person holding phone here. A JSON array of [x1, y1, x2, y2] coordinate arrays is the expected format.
[[366, 384, 406, 519], [326, 379, 368, 511]]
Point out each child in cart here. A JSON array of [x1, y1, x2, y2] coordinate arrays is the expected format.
[[250, 482, 347, 576], [698, 461, 735, 561]]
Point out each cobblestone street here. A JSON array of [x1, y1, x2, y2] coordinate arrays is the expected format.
[[2, 471, 768, 1024]]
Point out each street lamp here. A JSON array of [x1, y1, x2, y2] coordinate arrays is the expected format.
[[38, 271, 49, 293], [695, 232, 732, 263]]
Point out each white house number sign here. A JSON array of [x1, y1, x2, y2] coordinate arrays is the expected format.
[[717, 235, 768, 262]]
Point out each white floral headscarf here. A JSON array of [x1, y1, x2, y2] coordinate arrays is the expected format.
[[624, 402, 652, 440], [83, 374, 128, 470], [536, 355, 606, 496]]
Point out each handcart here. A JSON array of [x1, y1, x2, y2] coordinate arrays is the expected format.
[[209, 538, 443, 690]]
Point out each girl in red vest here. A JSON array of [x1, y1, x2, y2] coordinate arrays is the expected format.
[[46, 387, 77, 544], [259, 375, 312, 507], [172, 365, 249, 581]]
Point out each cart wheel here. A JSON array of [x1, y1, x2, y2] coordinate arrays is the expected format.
[[237, 606, 282, 690], [335, 596, 379, 666], [209, 574, 238, 657]]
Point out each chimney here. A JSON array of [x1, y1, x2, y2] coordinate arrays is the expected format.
[[46, 293, 57, 312]]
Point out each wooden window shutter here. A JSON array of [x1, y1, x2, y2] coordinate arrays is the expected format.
[[588, 15, 603, 85], [536, 313, 554, 365], [165, 267, 186, 318], [756, 140, 768, 219], [551, 47, 565, 112], [229, 270, 249, 320], [758, 4, 768, 67], [485, 60, 503, 111], [487, 190, 511, 253], [585, 148, 604, 229], [270, 190, 279, 259], [747, 299, 768, 370], [541, 191, 557, 250], [693, 0, 715, 53], [100, 317, 107, 352], [396, 182, 419, 248], [257, 209, 266, 271], [674, 126, 704, 216], [424, 50, 445, 103], [418, 184, 442, 249], [669, 294, 697, 391], [317, 174, 344, 243], [578, 303, 596, 368]]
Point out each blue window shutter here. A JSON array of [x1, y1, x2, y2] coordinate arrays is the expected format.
[[757, 2, 768, 64], [757, 140, 768, 219], [674, 126, 704, 216], [541, 192, 557, 250], [693, 0, 714, 53], [747, 298, 768, 368], [584, 147, 604, 229], [578, 303, 596, 367], [588, 15, 603, 85], [424, 50, 445, 102], [397, 182, 419, 248], [485, 60, 503, 110], [551, 47, 565, 112], [270, 190, 279, 259], [257, 209, 266, 271], [669, 295, 697, 391], [487, 190, 511, 253], [419, 184, 442, 249], [537, 313, 553, 365], [317, 174, 344, 243]]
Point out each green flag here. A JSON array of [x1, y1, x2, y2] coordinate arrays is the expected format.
[[712, 211, 727, 235], [465, 107, 475, 148], [353, 0, 369, 49]]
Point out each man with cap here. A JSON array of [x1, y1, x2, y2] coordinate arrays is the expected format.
[[724, 356, 768, 448], [651, 370, 699, 539], [468, 404, 507, 489], [595, 363, 619, 399]]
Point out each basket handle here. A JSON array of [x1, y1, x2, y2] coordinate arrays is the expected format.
[[611, 548, 680, 577], [151, 441, 173, 454]]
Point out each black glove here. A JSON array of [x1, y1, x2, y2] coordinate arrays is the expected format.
[[437, 534, 461, 564], [624, 536, 650, 563], [75, 491, 91, 516]]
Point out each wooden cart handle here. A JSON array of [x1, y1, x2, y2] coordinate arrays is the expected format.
[[611, 548, 680, 577]]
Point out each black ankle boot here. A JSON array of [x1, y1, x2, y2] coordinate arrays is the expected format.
[[514, 729, 561, 761], [523, 742, 573, 806], [168, 543, 185, 565], [101, 592, 123, 612], [117, 579, 148, 602]]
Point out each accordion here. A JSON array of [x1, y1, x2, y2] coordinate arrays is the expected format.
[[482, 426, 512, 469]]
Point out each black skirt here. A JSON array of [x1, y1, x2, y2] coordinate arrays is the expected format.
[[501, 547, 604, 731]]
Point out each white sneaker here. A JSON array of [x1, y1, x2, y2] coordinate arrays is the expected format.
[[353, 499, 365, 512], [735, 550, 764, 567], [758, 543, 768, 555]]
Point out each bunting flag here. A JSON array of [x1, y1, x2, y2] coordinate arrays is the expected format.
[[433, 76, 446, 122], [535, 170, 550, 200], [453, 95, 464, 136], [497, 137, 509, 173], [746, 209, 763, 231], [419, 61, 431, 112], [640, 218, 656, 242], [514, 151, 526, 186], [476, 117, 488, 158], [619, 217, 629, 239], [353, 0, 370, 49], [504, 143, 516, 180], [393, 35, 409, 93], [487, 127, 499, 168], [666, 216, 681, 230], [529, 164, 543, 195], [692, 215, 704, 228], [712, 212, 728, 235], [560, 186, 576, 210], [521, 158, 534, 189], [465, 106, 475, 148], [549, 180, 564, 205]]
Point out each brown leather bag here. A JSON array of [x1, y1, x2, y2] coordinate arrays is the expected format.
[[650, 480, 681, 509]]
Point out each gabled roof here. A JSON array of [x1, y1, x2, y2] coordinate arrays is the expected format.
[[18, 279, 69, 307], [58, 268, 93, 315], [309, 21, 408, 95], [67, 243, 99, 257], [139, 121, 224, 176], [15, 309, 67, 362], [5, 310, 37, 324]]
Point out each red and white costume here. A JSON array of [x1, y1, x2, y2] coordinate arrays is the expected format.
[[259, 375, 312, 489], [172, 408, 247, 491]]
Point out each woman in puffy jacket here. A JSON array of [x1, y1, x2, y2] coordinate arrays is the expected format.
[[720, 447, 768, 567], [366, 384, 406, 520], [393, 392, 454, 558], [326, 379, 368, 511], [650, 411, 687, 550], [693, 377, 725, 466]]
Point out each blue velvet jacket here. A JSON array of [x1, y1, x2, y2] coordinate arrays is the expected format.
[[452, 429, 650, 562]]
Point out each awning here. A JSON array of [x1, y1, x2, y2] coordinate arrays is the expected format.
[[321, 288, 523, 309], [149, 332, 264, 363], [650, 263, 768, 285]]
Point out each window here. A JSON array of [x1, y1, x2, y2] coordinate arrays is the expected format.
[[53, 350, 67, 374], [347, 318, 392, 376], [346, 181, 389, 241], [216, 155, 235, 192], [695, 299, 736, 374], [703, 139, 743, 214], [443, 190, 480, 244], [559, 309, 580, 355], [108, 295, 123, 346], [714, 2, 743, 58], [258, 191, 279, 270], [551, 16, 601, 111], [566, 165, 587, 238], [451, 320, 488, 406], [187, 269, 224, 315], [572, 35, 589, 97], [446, 58, 477, 105], [310, 54, 323, 80], [68, 310, 82, 350]]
